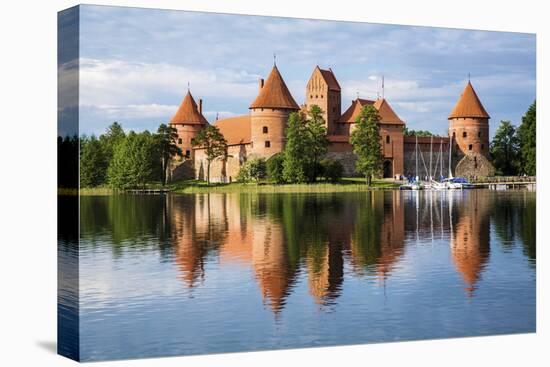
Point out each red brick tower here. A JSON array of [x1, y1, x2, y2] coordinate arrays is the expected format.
[[304, 66, 342, 134], [448, 81, 490, 158], [249, 65, 300, 158], [169, 89, 209, 160]]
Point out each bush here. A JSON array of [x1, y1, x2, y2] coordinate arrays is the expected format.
[[266, 153, 285, 183], [236, 158, 266, 183], [320, 159, 344, 182]]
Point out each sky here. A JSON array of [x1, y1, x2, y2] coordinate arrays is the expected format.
[[75, 4, 536, 137]]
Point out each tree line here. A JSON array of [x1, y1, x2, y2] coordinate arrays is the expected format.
[[490, 101, 536, 176], [80, 122, 182, 189]]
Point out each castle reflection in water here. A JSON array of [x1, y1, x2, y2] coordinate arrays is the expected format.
[[160, 190, 535, 314]]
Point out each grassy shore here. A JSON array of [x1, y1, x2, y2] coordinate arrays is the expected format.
[[63, 178, 400, 195], [170, 178, 399, 194]]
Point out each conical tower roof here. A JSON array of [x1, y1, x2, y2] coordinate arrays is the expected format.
[[448, 81, 490, 119], [250, 66, 299, 110], [170, 91, 208, 125]]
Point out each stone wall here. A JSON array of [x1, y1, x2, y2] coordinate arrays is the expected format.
[[324, 151, 359, 177], [194, 143, 250, 183], [170, 159, 194, 181], [455, 153, 495, 179]]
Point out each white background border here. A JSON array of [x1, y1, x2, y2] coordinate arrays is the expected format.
[[0, 1, 547, 366]]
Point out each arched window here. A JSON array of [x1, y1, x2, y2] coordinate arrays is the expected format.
[[478, 131, 482, 138], [321, 95, 323, 98], [262, 126, 268, 134], [481, 144, 485, 150], [185, 150, 190, 157], [386, 135, 390, 144], [452, 131, 456, 139], [178, 138, 182, 144], [265, 141, 271, 148], [463, 131, 467, 138], [468, 144, 473, 151]]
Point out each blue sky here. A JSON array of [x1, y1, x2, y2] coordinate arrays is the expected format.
[[77, 5, 536, 137]]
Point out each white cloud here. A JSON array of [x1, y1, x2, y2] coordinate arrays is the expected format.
[[79, 58, 260, 107]]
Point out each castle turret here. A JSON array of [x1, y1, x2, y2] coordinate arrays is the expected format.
[[169, 90, 208, 160], [448, 81, 494, 177], [304, 66, 341, 134], [249, 65, 300, 158], [448, 81, 490, 157]]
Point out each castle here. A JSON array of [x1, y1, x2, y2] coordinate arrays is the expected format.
[[168, 64, 494, 182]]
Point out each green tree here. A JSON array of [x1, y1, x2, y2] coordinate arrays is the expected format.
[[517, 101, 536, 175], [100, 122, 126, 163], [107, 131, 157, 189], [283, 112, 308, 183], [304, 105, 329, 181], [80, 135, 108, 187], [154, 123, 182, 185], [320, 158, 344, 182], [193, 125, 227, 184], [490, 120, 519, 175], [237, 158, 266, 183], [266, 153, 285, 183], [403, 127, 435, 137], [282, 106, 329, 183], [350, 105, 383, 185]]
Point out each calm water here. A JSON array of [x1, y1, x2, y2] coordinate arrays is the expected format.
[[60, 190, 536, 361]]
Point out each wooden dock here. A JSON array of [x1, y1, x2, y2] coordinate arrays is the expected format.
[[469, 176, 536, 190], [127, 188, 171, 194]]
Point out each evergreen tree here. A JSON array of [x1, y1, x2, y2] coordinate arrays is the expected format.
[[193, 125, 227, 184], [100, 122, 126, 163], [282, 112, 308, 183], [154, 123, 182, 185], [517, 101, 536, 175], [80, 135, 108, 187], [490, 120, 519, 175], [350, 105, 383, 185], [107, 131, 157, 189]]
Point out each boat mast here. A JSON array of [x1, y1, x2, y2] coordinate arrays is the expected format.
[[448, 134, 453, 179], [428, 135, 434, 181], [439, 139, 443, 180], [415, 135, 419, 181]]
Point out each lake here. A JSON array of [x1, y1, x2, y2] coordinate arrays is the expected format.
[[58, 189, 536, 361]]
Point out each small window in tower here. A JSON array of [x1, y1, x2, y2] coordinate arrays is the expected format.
[[185, 150, 190, 158], [452, 132, 456, 139], [386, 135, 390, 144], [468, 144, 473, 151], [478, 131, 482, 138], [265, 141, 271, 148], [481, 144, 485, 150], [463, 131, 467, 138], [310, 95, 313, 99], [178, 138, 182, 144], [263, 126, 268, 134], [321, 95, 323, 98], [191, 138, 195, 145]]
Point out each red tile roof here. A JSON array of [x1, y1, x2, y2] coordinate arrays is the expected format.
[[340, 98, 404, 125], [250, 66, 300, 110], [318, 67, 341, 91], [214, 115, 251, 146], [170, 91, 208, 125], [448, 81, 490, 119]]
